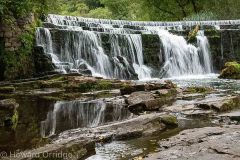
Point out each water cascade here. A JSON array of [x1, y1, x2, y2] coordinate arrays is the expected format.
[[40, 100, 132, 138], [146, 28, 213, 77], [36, 14, 215, 79]]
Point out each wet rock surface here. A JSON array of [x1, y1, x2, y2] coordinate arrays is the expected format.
[[10, 113, 177, 160], [0, 74, 239, 160], [146, 125, 240, 160], [0, 99, 19, 127]]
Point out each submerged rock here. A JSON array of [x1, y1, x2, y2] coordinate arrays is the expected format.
[[219, 61, 240, 79], [146, 125, 240, 160]]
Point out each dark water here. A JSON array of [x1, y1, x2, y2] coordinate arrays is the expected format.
[[0, 96, 54, 153]]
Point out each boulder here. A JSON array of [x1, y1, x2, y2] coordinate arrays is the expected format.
[[219, 61, 240, 79], [127, 91, 176, 112], [127, 91, 155, 105]]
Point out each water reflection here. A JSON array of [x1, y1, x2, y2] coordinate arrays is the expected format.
[[41, 100, 133, 138]]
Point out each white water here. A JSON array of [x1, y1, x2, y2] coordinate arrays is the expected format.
[[47, 14, 240, 28], [36, 14, 214, 80], [145, 27, 213, 77], [36, 27, 151, 79]]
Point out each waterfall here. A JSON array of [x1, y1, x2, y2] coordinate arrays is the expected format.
[[145, 27, 213, 77], [109, 34, 151, 80], [36, 27, 151, 79], [36, 14, 214, 79], [197, 31, 213, 73], [40, 100, 132, 138]]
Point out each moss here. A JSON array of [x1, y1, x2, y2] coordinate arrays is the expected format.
[[219, 96, 240, 112], [219, 61, 240, 79], [204, 28, 221, 38], [187, 25, 199, 43], [0, 17, 43, 80], [0, 86, 15, 93], [184, 86, 213, 94], [161, 115, 178, 127], [94, 80, 112, 90], [4, 111, 18, 128]]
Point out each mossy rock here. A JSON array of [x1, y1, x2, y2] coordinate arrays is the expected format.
[[4, 111, 18, 128], [0, 86, 15, 93], [184, 86, 213, 94], [218, 96, 240, 112], [160, 115, 178, 127], [219, 61, 240, 79]]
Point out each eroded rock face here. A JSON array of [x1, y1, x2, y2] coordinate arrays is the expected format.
[[0, 99, 19, 127], [146, 125, 240, 160], [33, 46, 55, 76]]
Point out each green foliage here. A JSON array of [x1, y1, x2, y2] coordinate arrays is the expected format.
[[77, 80, 112, 92], [184, 86, 213, 93], [87, 7, 112, 19], [2, 23, 36, 80], [183, 11, 218, 21]]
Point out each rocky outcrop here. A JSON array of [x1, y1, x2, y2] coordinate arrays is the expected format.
[[33, 46, 55, 76], [219, 62, 240, 79], [0, 99, 19, 127], [146, 125, 240, 160]]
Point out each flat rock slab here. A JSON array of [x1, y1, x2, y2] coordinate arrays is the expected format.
[[219, 110, 240, 121], [6, 113, 177, 160], [146, 125, 240, 160]]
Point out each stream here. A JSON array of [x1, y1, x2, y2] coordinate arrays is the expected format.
[[1, 74, 239, 159]]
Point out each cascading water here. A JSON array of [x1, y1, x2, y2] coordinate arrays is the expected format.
[[146, 27, 213, 77], [41, 100, 133, 138], [36, 14, 214, 80], [109, 34, 151, 80]]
